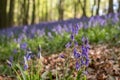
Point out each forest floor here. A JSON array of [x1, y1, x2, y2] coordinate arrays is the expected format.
[[0, 42, 120, 80]]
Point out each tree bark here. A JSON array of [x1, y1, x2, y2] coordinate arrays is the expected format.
[[31, 0, 36, 24], [58, 0, 64, 20], [45, 0, 48, 21], [74, 1, 77, 18], [96, 0, 100, 15], [83, 0, 87, 16], [118, 0, 120, 12], [0, 0, 7, 28], [108, 0, 114, 14], [22, 0, 30, 25], [8, 0, 15, 27], [79, 0, 87, 17]]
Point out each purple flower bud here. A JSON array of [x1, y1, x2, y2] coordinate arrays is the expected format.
[[72, 26, 75, 34], [76, 61, 80, 70], [7, 60, 12, 67], [82, 36, 88, 44], [81, 45, 88, 57], [23, 26, 28, 33], [20, 43, 27, 50], [25, 48, 32, 60], [25, 53, 31, 60], [65, 42, 71, 48], [73, 48, 80, 58], [24, 56, 28, 70], [85, 58, 89, 67], [74, 41, 78, 47], [48, 32, 53, 38], [7, 56, 13, 67], [70, 34, 74, 41], [81, 59, 85, 65], [13, 49, 18, 54], [59, 54, 64, 58]]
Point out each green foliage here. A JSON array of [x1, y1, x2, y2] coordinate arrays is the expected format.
[[0, 23, 120, 80]]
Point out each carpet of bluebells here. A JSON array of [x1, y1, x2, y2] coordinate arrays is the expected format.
[[0, 13, 120, 80]]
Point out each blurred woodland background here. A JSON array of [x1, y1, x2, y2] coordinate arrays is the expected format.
[[0, 0, 119, 29]]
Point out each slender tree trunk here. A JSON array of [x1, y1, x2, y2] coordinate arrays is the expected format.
[[58, 0, 64, 20], [74, 0, 79, 18], [118, 0, 120, 12], [108, 0, 113, 14], [37, 0, 40, 22], [96, 0, 100, 15], [41, 1, 44, 21], [0, 0, 7, 28], [8, 0, 15, 27], [74, 1, 77, 18], [50, 0, 52, 21], [45, 0, 48, 21], [83, 0, 87, 16], [22, 0, 29, 25], [31, 0, 36, 24], [79, 0, 87, 17], [25, 0, 30, 24]]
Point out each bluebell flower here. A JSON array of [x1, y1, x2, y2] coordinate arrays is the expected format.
[[81, 59, 85, 65], [59, 54, 64, 58], [74, 41, 78, 47], [56, 25, 62, 34], [48, 32, 53, 38], [72, 26, 75, 34], [24, 56, 28, 70], [75, 24, 79, 35], [17, 37, 22, 43], [23, 26, 28, 33], [76, 61, 80, 70], [25, 53, 32, 61], [65, 42, 71, 48], [31, 27, 36, 34], [81, 45, 88, 57], [37, 45, 42, 59], [82, 36, 88, 45], [25, 48, 32, 60], [73, 48, 80, 58], [80, 35, 90, 68], [70, 34, 74, 41], [20, 42, 27, 50], [7, 56, 13, 67], [85, 58, 89, 67], [13, 49, 18, 54], [84, 23, 88, 29], [7, 60, 12, 67]]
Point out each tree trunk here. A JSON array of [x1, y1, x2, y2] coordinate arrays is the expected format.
[[31, 0, 36, 24], [58, 0, 64, 20], [108, 0, 113, 14], [45, 0, 48, 21], [79, 0, 87, 17], [83, 0, 87, 16], [74, 0, 80, 18], [8, 0, 15, 27], [0, 0, 7, 28], [22, 0, 29, 25], [96, 0, 100, 15], [118, 0, 120, 12], [74, 1, 77, 18]]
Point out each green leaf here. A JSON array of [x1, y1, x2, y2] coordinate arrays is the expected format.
[[16, 64, 26, 80]]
